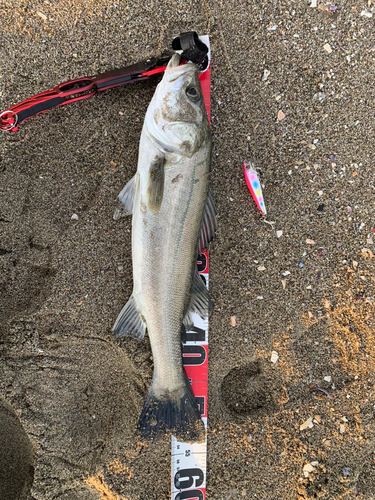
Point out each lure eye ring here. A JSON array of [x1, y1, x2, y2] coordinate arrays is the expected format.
[[186, 86, 201, 102]]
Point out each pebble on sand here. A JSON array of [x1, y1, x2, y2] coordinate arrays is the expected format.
[[300, 416, 314, 431], [37, 11, 47, 21], [262, 69, 270, 81], [323, 43, 333, 54], [303, 463, 315, 477]]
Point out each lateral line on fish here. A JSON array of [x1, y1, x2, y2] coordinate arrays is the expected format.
[[173, 162, 198, 254]]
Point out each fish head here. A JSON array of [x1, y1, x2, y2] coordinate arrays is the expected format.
[[145, 54, 209, 158]]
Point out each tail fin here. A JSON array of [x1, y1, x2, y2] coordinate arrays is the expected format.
[[137, 378, 205, 442]]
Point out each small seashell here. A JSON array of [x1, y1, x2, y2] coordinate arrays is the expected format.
[[271, 351, 279, 363]]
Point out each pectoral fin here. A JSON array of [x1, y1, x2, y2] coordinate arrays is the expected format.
[[147, 156, 165, 213], [199, 187, 217, 251]]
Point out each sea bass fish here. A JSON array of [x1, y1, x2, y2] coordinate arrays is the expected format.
[[113, 53, 216, 441]]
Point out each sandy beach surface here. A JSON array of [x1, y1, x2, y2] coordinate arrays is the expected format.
[[1, 1, 374, 499]]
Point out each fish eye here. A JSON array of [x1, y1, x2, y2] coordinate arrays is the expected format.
[[186, 86, 201, 102]]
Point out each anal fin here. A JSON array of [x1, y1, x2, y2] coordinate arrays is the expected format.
[[114, 174, 137, 219], [113, 294, 146, 339], [183, 267, 213, 327]]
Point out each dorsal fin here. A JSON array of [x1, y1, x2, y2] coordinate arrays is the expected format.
[[199, 187, 217, 251]]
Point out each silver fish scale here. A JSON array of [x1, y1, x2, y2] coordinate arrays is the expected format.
[[132, 137, 210, 400]]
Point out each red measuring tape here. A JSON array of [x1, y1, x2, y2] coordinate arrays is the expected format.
[[171, 38, 211, 500], [172, 250, 209, 500]]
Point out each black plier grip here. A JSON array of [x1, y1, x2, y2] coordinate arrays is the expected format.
[[0, 32, 208, 132]]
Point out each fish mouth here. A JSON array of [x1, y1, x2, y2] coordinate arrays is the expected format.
[[165, 53, 197, 82], [167, 53, 181, 69]]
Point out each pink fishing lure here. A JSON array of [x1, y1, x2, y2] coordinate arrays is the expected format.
[[243, 162, 267, 216]]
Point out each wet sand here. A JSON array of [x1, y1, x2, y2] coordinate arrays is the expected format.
[[1, 1, 374, 499]]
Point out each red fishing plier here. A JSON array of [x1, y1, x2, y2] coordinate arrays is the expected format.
[[0, 31, 208, 132]]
